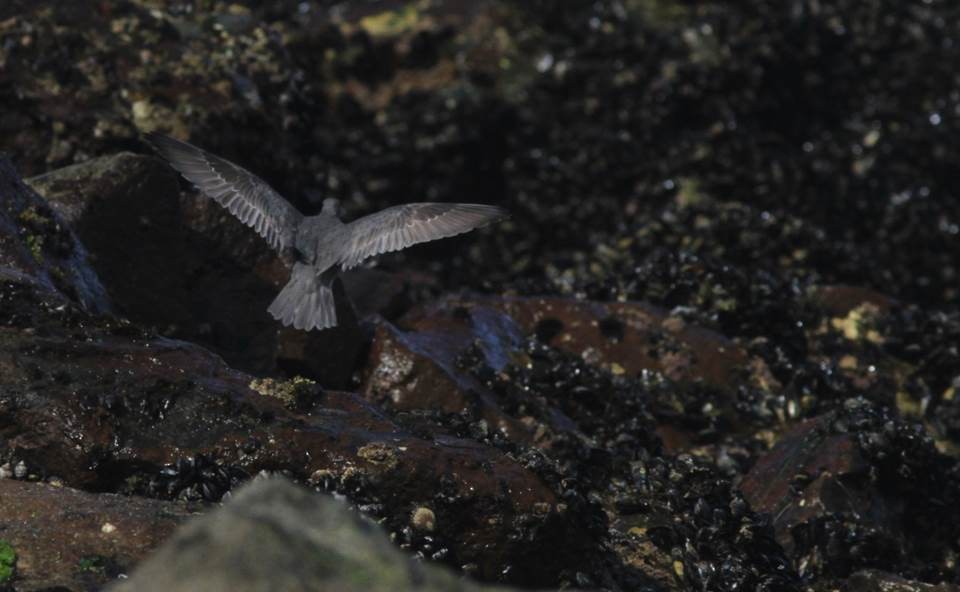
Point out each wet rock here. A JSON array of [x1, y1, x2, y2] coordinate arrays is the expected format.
[[739, 414, 881, 569], [363, 298, 799, 588], [366, 294, 757, 452], [472, 331, 801, 589], [3, 0, 960, 589], [26, 153, 188, 322], [0, 479, 199, 591], [27, 152, 365, 388], [362, 309, 535, 446], [741, 400, 960, 581], [608, 454, 800, 592], [0, 278, 568, 585], [404, 295, 750, 388], [2, 144, 585, 588], [111, 478, 513, 592], [840, 570, 960, 592], [0, 156, 110, 313], [813, 285, 898, 317], [340, 267, 440, 321]]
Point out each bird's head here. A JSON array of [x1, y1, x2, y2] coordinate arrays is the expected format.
[[322, 198, 341, 217]]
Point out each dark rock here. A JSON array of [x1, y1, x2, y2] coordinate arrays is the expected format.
[[740, 414, 885, 572], [26, 153, 190, 323], [1, 139, 588, 590], [0, 311, 564, 582], [0, 479, 199, 591], [340, 267, 440, 321], [403, 295, 750, 388], [3, 0, 960, 590], [363, 295, 800, 589], [369, 294, 761, 452], [0, 277, 568, 586], [840, 570, 960, 592], [27, 152, 365, 388], [0, 156, 110, 314], [813, 285, 898, 317], [110, 478, 509, 592], [741, 400, 960, 581], [362, 307, 535, 446], [607, 454, 800, 592]]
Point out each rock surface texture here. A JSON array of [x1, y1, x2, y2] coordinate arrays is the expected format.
[[0, 480, 199, 591], [110, 478, 508, 592], [2, 1, 960, 591]]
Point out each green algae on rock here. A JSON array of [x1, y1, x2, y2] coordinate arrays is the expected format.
[[0, 541, 16, 584]]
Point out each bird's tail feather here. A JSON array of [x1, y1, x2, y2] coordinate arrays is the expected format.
[[267, 263, 337, 331]]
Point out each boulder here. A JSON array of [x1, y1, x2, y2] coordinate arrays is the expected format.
[[110, 478, 510, 592], [0, 299, 565, 582], [27, 152, 365, 388], [0, 479, 199, 591], [3, 150, 597, 588], [840, 571, 960, 592], [740, 400, 960, 580], [0, 156, 110, 313], [363, 294, 756, 451], [402, 295, 750, 388]]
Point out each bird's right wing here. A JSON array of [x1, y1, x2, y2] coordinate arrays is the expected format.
[[339, 203, 507, 270], [145, 132, 303, 252]]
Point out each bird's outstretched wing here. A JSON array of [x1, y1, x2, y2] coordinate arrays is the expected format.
[[339, 203, 507, 270], [145, 132, 303, 252]]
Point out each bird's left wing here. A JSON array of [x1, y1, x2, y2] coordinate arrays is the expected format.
[[145, 132, 303, 252], [340, 203, 507, 270]]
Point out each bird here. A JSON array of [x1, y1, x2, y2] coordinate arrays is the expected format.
[[144, 132, 507, 331]]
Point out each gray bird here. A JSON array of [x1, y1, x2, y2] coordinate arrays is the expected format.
[[145, 133, 507, 331]]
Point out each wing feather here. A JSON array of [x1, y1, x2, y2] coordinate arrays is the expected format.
[[145, 132, 303, 252], [340, 203, 506, 270]]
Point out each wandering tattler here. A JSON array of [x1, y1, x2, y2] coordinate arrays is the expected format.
[[145, 133, 506, 331]]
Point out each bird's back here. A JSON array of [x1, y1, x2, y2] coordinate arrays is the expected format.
[[296, 214, 348, 269]]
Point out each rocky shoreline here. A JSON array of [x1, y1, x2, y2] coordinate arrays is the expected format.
[[2, 1, 960, 591]]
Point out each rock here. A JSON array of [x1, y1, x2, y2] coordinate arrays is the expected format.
[[841, 570, 960, 592], [403, 295, 750, 388], [339, 267, 439, 321], [26, 152, 193, 325], [0, 156, 110, 313], [363, 294, 755, 451], [4, 1, 960, 590], [0, 275, 569, 584], [0, 479, 199, 591], [27, 152, 365, 388], [111, 478, 510, 592], [739, 414, 883, 566], [362, 311, 535, 446], [606, 453, 800, 592], [3, 146, 591, 588], [362, 298, 800, 589], [813, 285, 898, 317], [740, 400, 960, 581]]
